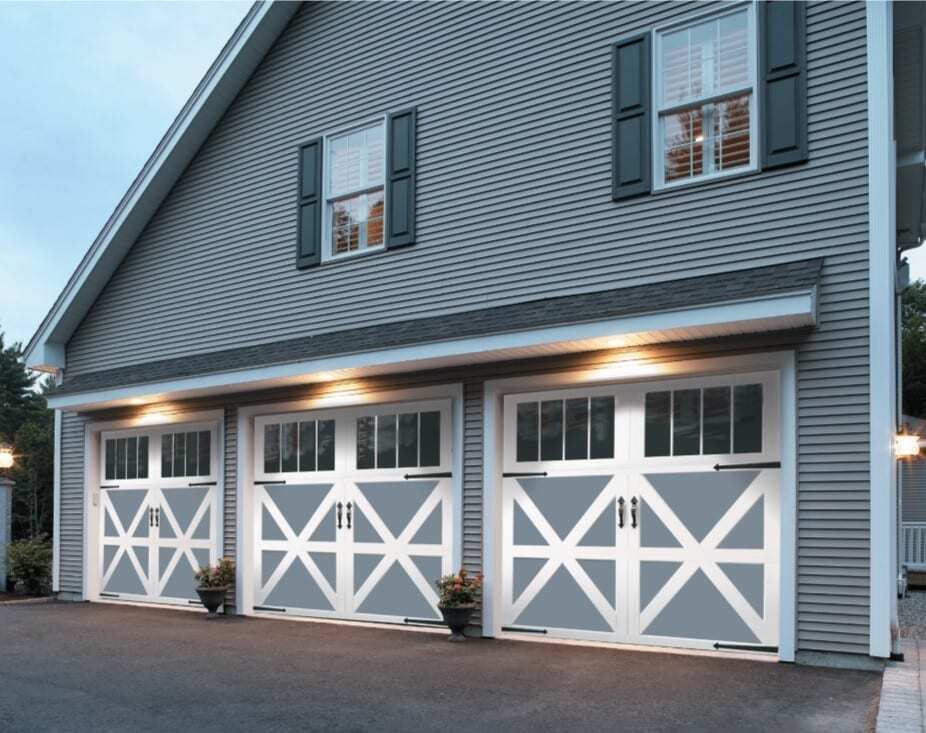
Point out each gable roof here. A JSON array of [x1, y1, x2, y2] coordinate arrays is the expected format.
[[24, 1, 301, 372]]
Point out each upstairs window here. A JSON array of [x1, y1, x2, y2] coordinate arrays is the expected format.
[[324, 120, 386, 260], [654, 6, 756, 188]]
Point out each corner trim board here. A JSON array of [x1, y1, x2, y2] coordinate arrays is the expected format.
[[866, 0, 897, 659]]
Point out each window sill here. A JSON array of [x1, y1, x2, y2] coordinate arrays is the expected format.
[[653, 164, 760, 194], [320, 246, 388, 268]]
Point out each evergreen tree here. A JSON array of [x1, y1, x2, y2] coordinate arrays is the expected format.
[[0, 328, 53, 538], [903, 281, 926, 418]]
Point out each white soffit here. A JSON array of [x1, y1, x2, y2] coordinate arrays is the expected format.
[[48, 289, 816, 411]]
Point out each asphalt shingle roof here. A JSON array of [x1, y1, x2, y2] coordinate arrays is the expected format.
[[56, 258, 822, 396]]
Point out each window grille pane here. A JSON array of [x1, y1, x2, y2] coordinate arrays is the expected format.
[[162, 434, 173, 478], [673, 389, 701, 456], [703, 387, 731, 454], [664, 108, 704, 182], [299, 421, 316, 472], [357, 417, 375, 470], [116, 438, 127, 480], [126, 437, 138, 479], [419, 412, 441, 467], [516, 403, 539, 462], [713, 95, 750, 171], [366, 124, 385, 185], [590, 396, 615, 459], [197, 431, 210, 477], [733, 384, 763, 453], [377, 415, 397, 469], [263, 424, 280, 474], [105, 439, 116, 481], [564, 398, 589, 460], [174, 432, 186, 477], [281, 423, 298, 472], [317, 420, 336, 471], [540, 400, 564, 461], [137, 436, 149, 479], [645, 392, 671, 457], [186, 432, 198, 476], [717, 11, 749, 90], [367, 190, 385, 247], [398, 413, 419, 468]]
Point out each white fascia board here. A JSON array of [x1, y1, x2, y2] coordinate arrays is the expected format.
[[24, 1, 301, 372], [867, 0, 897, 659], [47, 289, 816, 411]]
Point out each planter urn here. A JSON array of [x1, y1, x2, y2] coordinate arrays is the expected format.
[[195, 586, 228, 619], [438, 603, 475, 642]]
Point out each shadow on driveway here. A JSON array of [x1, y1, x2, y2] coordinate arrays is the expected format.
[[0, 603, 880, 732]]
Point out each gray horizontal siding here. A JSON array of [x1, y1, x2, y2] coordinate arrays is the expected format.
[[59, 412, 88, 595], [58, 1, 871, 655]]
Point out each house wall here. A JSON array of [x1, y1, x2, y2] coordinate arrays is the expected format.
[[59, 329, 871, 655], [57, 1, 871, 656]]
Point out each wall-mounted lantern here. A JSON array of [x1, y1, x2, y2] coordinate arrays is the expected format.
[[0, 443, 13, 469], [895, 433, 921, 459]]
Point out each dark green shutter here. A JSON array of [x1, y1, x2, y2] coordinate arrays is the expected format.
[[386, 108, 417, 249], [760, 1, 807, 169], [296, 138, 323, 268], [611, 33, 652, 200]]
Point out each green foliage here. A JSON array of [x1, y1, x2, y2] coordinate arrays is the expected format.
[[904, 281, 926, 418], [7, 535, 52, 594], [194, 557, 235, 589], [0, 327, 54, 540], [435, 568, 482, 607]]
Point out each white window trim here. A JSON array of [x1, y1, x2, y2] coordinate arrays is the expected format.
[[321, 115, 388, 264], [651, 2, 760, 192]]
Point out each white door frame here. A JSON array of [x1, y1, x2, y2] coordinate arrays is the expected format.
[[83, 408, 225, 607], [482, 350, 798, 661], [236, 383, 465, 618]]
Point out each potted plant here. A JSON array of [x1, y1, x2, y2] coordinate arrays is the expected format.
[[436, 568, 482, 642], [194, 557, 235, 619]]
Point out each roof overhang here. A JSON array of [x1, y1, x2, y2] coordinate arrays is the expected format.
[[24, 1, 301, 373], [48, 288, 816, 411]]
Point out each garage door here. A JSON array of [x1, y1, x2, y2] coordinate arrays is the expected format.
[[253, 399, 453, 624], [99, 423, 220, 606], [500, 374, 780, 652]]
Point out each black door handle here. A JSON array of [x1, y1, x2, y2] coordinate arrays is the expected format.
[[346, 502, 352, 529], [618, 497, 625, 529], [149, 507, 154, 527], [630, 497, 637, 529], [336, 502, 343, 529], [155, 507, 159, 528]]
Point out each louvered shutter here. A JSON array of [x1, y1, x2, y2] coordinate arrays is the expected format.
[[296, 138, 323, 269], [760, 1, 808, 169]]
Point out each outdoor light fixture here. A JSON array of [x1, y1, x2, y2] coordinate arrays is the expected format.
[[895, 433, 921, 459], [0, 444, 13, 469]]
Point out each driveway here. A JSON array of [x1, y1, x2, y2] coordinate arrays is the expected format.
[[0, 603, 880, 732]]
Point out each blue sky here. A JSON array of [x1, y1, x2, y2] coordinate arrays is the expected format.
[[0, 1, 250, 349]]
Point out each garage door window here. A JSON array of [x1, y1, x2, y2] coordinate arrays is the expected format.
[[104, 436, 149, 481], [161, 431, 212, 478], [263, 419, 335, 474], [516, 396, 614, 462], [644, 384, 762, 457], [356, 411, 440, 469]]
